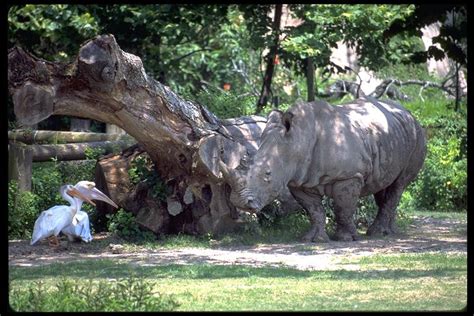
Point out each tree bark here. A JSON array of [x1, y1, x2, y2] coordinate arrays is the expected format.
[[255, 4, 283, 114], [8, 35, 268, 235], [306, 57, 316, 102]]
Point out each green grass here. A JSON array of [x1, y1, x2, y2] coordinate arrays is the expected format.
[[98, 209, 464, 251], [408, 210, 467, 221], [9, 252, 467, 312]]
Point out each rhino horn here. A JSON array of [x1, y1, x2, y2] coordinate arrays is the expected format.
[[218, 160, 245, 188], [218, 160, 234, 181]]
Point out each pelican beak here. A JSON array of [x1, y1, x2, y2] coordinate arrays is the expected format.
[[67, 187, 96, 206], [75, 185, 119, 208]]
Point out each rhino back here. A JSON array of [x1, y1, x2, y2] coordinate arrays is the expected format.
[[288, 99, 425, 195]]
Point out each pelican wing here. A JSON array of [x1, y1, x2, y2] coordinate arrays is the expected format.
[[61, 210, 93, 243], [30, 205, 74, 245]]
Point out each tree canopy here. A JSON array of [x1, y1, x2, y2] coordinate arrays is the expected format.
[[8, 4, 466, 117]]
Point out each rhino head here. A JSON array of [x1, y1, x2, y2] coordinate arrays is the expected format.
[[220, 110, 296, 213]]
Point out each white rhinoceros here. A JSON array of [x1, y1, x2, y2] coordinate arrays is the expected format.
[[220, 97, 427, 242]]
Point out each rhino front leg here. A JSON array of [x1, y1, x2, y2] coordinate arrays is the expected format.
[[289, 187, 329, 243], [332, 178, 362, 241]]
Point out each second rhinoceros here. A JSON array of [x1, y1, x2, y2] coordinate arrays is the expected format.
[[220, 97, 426, 242]]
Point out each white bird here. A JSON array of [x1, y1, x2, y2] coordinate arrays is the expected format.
[[61, 209, 93, 243], [30, 184, 95, 246], [61, 181, 118, 243]]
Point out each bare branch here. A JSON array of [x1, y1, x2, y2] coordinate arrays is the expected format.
[[168, 48, 211, 64]]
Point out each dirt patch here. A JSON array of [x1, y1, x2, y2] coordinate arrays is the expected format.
[[9, 215, 467, 270]]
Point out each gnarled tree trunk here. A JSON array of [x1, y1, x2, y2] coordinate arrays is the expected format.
[[8, 34, 269, 235]]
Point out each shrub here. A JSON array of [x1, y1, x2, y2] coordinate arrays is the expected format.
[[269, 210, 310, 239], [9, 277, 179, 312], [188, 88, 256, 119], [409, 136, 467, 212], [128, 154, 169, 202], [31, 161, 64, 212], [107, 208, 155, 242], [407, 112, 467, 212], [8, 181, 40, 239], [57, 160, 96, 188]]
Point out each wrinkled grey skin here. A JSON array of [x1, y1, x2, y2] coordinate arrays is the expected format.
[[222, 97, 426, 242]]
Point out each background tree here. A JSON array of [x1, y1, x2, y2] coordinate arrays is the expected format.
[[280, 4, 417, 101]]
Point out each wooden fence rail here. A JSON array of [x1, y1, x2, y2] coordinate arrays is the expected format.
[[8, 130, 136, 192], [8, 129, 133, 144]]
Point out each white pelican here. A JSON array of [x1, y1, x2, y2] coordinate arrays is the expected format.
[[30, 184, 95, 246], [61, 181, 118, 243]]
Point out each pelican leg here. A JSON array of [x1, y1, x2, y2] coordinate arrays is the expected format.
[[48, 235, 60, 247]]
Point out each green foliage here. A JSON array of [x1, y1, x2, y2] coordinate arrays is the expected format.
[[189, 89, 256, 119], [31, 161, 64, 212], [57, 160, 97, 188], [128, 155, 153, 185], [282, 4, 415, 73], [107, 209, 155, 242], [354, 196, 379, 230], [8, 5, 100, 61], [84, 147, 106, 160], [128, 154, 168, 202], [8, 181, 40, 239], [9, 277, 179, 312], [409, 138, 466, 212], [404, 112, 467, 213]]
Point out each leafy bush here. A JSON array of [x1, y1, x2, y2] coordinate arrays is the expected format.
[[31, 161, 64, 212], [84, 147, 106, 160], [57, 160, 97, 187], [128, 154, 169, 202], [354, 196, 379, 230], [188, 88, 256, 119], [8, 181, 40, 239], [268, 209, 310, 239], [9, 277, 179, 312], [107, 209, 155, 242], [409, 137, 466, 212], [407, 113, 467, 212]]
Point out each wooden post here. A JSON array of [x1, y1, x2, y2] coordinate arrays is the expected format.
[[8, 143, 33, 192], [306, 57, 315, 102], [70, 118, 91, 131], [106, 124, 126, 135]]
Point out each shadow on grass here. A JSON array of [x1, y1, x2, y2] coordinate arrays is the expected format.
[[9, 260, 466, 282]]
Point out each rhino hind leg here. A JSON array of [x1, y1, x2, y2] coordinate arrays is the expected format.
[[332, 179, 362, 241], [289, 187, 330, 243], [367, 181, 405, 236], [368, 128, 426, 237]]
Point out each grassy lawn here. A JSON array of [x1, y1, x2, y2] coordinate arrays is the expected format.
[[9, 252, 467, 312]]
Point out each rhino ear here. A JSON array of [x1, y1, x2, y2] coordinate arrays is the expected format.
[[282, 111, 294, 132]]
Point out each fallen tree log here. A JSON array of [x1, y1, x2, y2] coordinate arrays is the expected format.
[[8, 34, 272, 235], [8, 129, 133, 144]]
